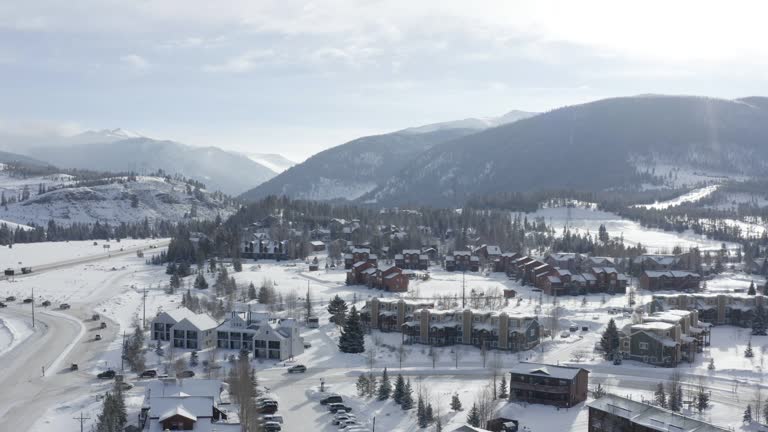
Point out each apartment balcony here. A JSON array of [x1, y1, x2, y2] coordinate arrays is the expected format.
[[509, 381, 571, 394]]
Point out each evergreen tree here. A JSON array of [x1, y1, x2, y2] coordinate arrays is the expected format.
[[696, 385, 709, 413], [356, 375, 370, 397], [193, 273, 208, 289], [450, 394, 462, 412], [247, 282, 257, 300], [338, 306, 365, 353], [417, 395, 427, 428], [401, 379, 414, 410], [753, 304, 767, 336], [393, 374, 406, 405], [748, 281, 757, 295], [744, 405, 753, 423], [600, 318, 621, 359], [378, 367, 392, 400], [592, 383, 606, 399], [654, 382, 667, 408], [498, 375, 508, 399], [327, 294, 349, 326], [426, 403, 434, 424], [169, 273, 181, 291], [305, 286, 314, 322], [466, 404, 481, 427], [746, 340, 755, 358], [233, 259, 243, 272]]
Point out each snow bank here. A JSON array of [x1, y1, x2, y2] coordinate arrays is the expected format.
[[0, 315, 33, 357]]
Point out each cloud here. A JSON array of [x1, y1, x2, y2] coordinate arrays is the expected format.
[[120, 54, 150, 70], [203, 49, 274, 73]]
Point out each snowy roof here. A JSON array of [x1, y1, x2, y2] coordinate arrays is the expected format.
[[158, 405, 197, 422], [310, 241, 325, 246], [571, 274, 587, 283], [178, 314, 219, 331], [454, 251, 471, 256], [485, 245, 501, 255], [147, 380, 223, 402], [644, 270, 700, 278], [403, 249, 421, 254], [634, 254, 680, 265], [632, 321, 675, 331], [589, 256, 615, 265], [588, 394, 728, 432], [555, 268, 572, 276], [470, 256, 480, 262], [394, 254, 404, 259], [352, 247, 370, 254], [161, 308, 196, 323], [449, 425, 492, 432], [508, 362, 587, 380], [547, 276, 562, 284], [592, 267, 618, 274], [582, 273, 597, 281]]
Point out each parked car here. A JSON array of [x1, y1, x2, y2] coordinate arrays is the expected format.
[[262, 415, 284, 424], [177, 370, 195, 378], [613, 357, 623, 365], [59, 303, 71, 310], [264, 421, 282, 432], [287, 364, 307, 373], [22, 298, 33, 304], [70, 363, 79, 371], [97, 370, 116, 379], [119, 382, 134, 391], [95, 334, 102, 341], [21, 267, 32, 274], [303, 341, 312, 348], [328, 403, 352, 413], [339, 420, 362, 429], [581, 326, 589, 331], [92, 313, 100, 321], [0, 302, 6, 308], [559, 331, 570, 338], [333, 414, 357, 425], [139, 370, 157, 378], [258, 404, 278, 415], [100, 322, 107, 329], [42, 300, 51, 307], [569, 325, 578, 332], [5, 296, 15, 302], [320, 395, 343, 405]]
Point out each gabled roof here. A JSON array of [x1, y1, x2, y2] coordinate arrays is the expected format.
[[160, 308, 196, 323], [158, 405, 197, 423], [588, 394, 728, 432], [508, 362, 587, 380], [178, 314, 219, 331]]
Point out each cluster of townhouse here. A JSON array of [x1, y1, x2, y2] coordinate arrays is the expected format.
[[652, 292, 765, 328], [344, 247, 410, 292], [617, 308, 710, 367], [633, 254, 702, 291], [240, 220, 288, 260], [588, 394, 729, 432], [139, 379, 241, 431], [360, 298, 541, 352], [508, 362, 589, 408], [151, 307, 304, 361]]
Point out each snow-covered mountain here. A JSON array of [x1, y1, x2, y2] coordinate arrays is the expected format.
[[364, 95, 768, 207], [239, 110, 535, 202], [243, 153, 296, 173], [400, 110, 537, 134], [0, 166, 236, 226], [17, 135, 277, 195]]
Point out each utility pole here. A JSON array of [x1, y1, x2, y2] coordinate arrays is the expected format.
[[461, 270, 466, 309], [121, 330, 126, 372], [142, 287, 147, 330], [31, 286, 35, 328], [73, 412, 90, 432]]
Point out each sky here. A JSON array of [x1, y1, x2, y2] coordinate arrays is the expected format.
[[1, 1, 767, 162]]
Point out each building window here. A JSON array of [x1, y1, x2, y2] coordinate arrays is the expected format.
[[639, 342, 649, 350]]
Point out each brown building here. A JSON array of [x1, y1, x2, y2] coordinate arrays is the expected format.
[[639, 270, 700, 291], [445, 251, 480, 272], [494, 252, 522, 273], [588, 394, 728, 432], [372, 265, 409, 292], [508, 363, 589, 408], [395, 249, 429, 270], [346, 261, 377, 285]]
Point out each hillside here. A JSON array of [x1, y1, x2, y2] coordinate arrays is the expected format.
[[363, 95, 768, 207], [0, 167, 236, 226], [23, 136, 276, 195], [239, 128, 477, 202]]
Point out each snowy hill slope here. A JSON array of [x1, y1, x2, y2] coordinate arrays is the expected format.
[[243, 153, 296, 173], [0, 174, 236, 226]]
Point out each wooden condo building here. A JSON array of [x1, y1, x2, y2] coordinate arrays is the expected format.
[[508, 363, 589, 408]]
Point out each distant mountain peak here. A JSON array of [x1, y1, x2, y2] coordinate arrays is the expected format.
[[71, 128, 145, 144], [400, 110, 537, 134]]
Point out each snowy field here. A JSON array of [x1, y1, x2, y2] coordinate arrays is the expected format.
[[523, 205, 739, 253], [634, 185, 720, 210], [0, 238, 165, 270]]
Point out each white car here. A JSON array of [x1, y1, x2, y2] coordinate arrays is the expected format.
[[560, 331, 570, 338], [333, 414, 356, 425], [262, 414, 284, 424], [338, 420, 362, 429]]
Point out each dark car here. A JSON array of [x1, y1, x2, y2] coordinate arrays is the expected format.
[[613, 357, 623, 365], [140, 370, 157, 378], [287, 364, 306, 374], [0, 302, 6, 308], [328, 403, 352, 414], [70, 363, 79, 371], [5, 296, 15, 302], [97, 370, 116, 379], [320, 395, 343, 405], [100, 322, 107, 329], [94, 334, 102, 341], [42, 300, 51, 307], [59, 303, 71, 310], [264, 422, 282, 432], [22, 298, 33, 304], [258, 404, 278, 415], [177, 370, 195, 378]]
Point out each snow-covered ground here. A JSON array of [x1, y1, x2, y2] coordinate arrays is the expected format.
[[0, 238, 165, 270], [523, 205, 740, 253], [634, 185, 720, 210], [0, 315, 33, 357]]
